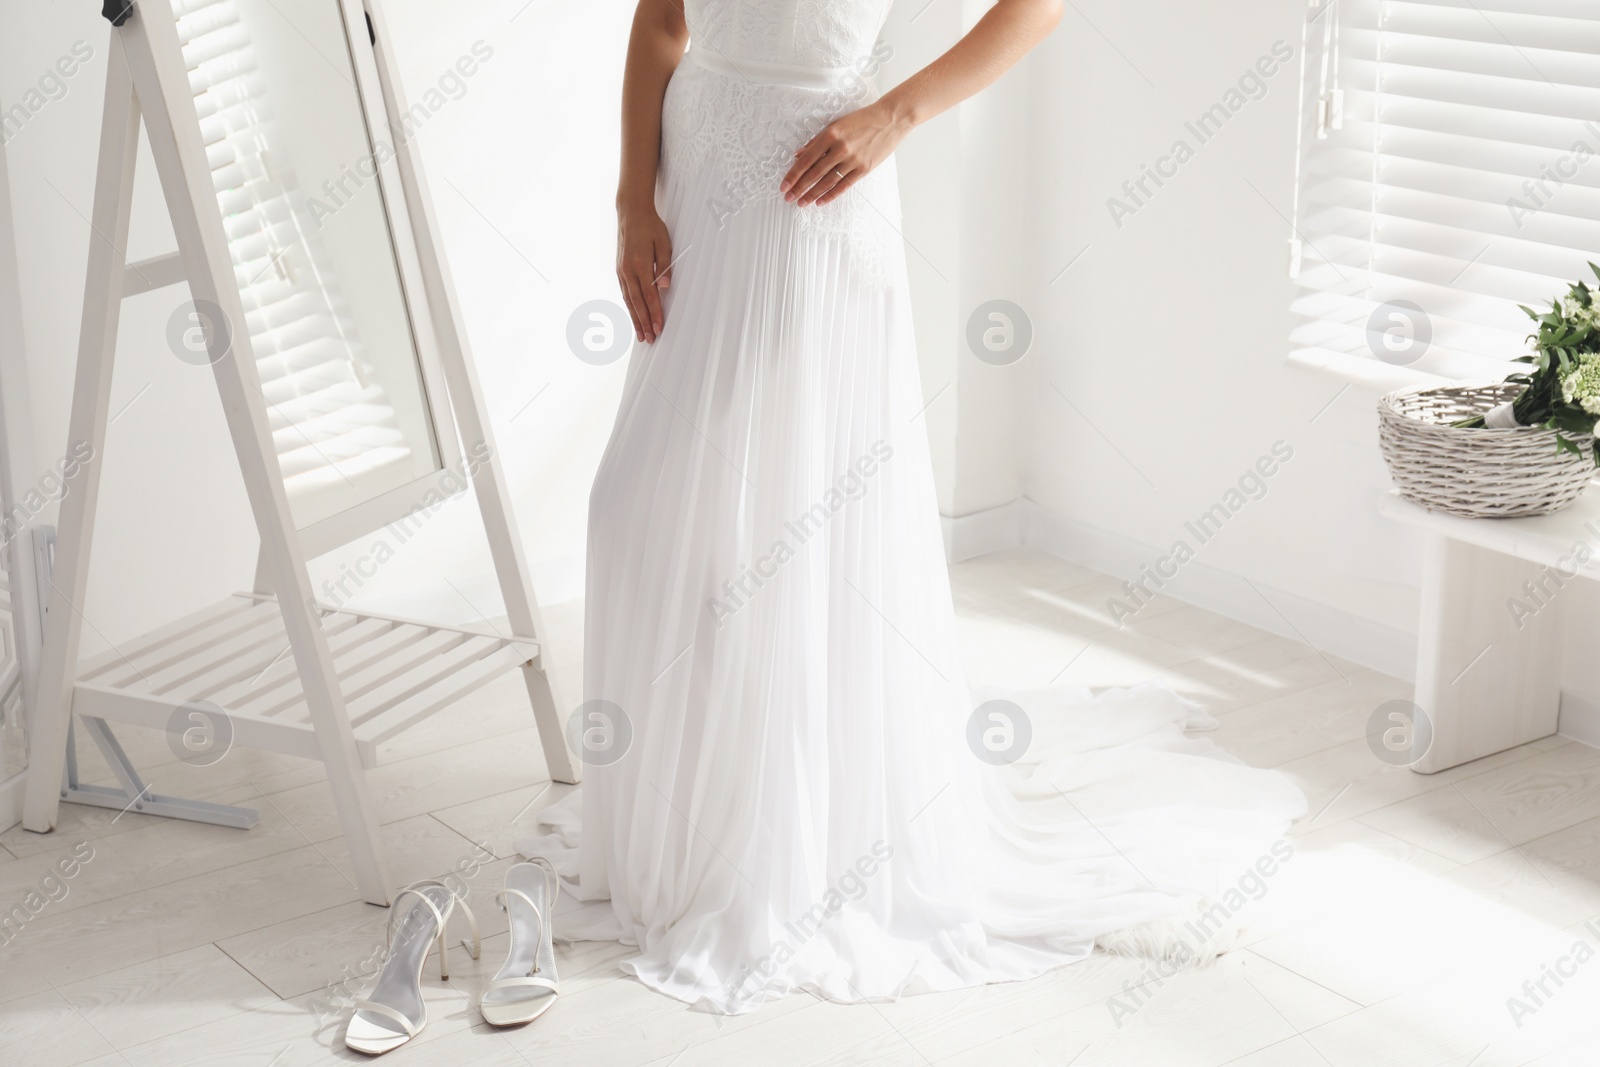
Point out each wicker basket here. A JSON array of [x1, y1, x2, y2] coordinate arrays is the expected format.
[[1378, 382, 1596, 519]]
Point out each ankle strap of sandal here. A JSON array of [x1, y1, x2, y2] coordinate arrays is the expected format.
[[387, 878, 481, 960]]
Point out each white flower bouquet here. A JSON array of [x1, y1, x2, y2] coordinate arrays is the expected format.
[[1455, 264, 1600, 466]]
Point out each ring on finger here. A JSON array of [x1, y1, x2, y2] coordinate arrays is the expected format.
[[803, 166, 843, 200]]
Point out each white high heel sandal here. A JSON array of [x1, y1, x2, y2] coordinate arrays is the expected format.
[[479, 858, 562, 1027], [344, 879, 481, 1055]]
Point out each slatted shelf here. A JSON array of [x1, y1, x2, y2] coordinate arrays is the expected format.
[[71, 593, 537, 769]]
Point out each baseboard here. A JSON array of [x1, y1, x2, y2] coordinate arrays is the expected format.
[[941, 500, 1029, 563], [942, 497, 1418, 681]]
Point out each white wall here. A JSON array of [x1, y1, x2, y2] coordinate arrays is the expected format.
[[1011, 0, 1427, 676], [882, 0, 1033, 521], [882, 1, 964, 516]]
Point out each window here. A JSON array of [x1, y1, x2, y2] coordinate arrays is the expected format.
[[1289, 0, 1600, 382]]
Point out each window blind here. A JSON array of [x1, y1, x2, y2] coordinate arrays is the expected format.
[[1289, 0, 1600, 382]]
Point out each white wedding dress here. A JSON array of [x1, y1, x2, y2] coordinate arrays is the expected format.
[[517, 0, 1306, 1014]]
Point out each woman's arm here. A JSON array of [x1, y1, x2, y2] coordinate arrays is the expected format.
[[782, 0, 1063, 207], [616, 0, 689, 344]]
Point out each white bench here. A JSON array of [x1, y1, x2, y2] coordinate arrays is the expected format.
[[1380, 488, 1600, 772]]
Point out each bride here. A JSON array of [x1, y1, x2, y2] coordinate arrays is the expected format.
[[519, 0, 1306, 1014]]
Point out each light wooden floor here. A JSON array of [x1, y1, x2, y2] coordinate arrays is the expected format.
[[3, 549, 1599, 1066]]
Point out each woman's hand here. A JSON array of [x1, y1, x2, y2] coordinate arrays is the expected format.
[[781, 0, 1062, 209], [616, 200, 673, 344], [782, 100, 912, 207]]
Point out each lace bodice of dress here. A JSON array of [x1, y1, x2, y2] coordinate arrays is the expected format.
[[686, 0, 892, 69], [661, 0, 902, 284]]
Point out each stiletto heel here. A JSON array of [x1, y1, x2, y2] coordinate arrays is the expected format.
[[344, 879, 480, 1055]]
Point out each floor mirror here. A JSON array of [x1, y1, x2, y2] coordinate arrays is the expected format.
[[21, 0, 573, 905]]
